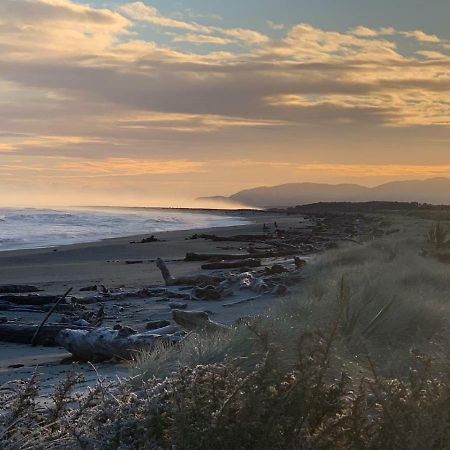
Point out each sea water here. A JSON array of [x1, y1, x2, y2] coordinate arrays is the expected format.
[[0, 207, 248, 251]]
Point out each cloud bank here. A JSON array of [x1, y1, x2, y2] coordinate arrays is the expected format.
[[0, 0, 449, 205]]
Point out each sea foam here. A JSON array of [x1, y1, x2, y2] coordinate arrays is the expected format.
[[0, 207, 248, 251]]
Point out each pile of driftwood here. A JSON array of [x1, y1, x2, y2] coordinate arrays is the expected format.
[[187, 213, 376, 257], [0, 250, 296, 360], [0, 273, 238, 362], [155, 257, 297, 300], [0, 285, 231, 361]]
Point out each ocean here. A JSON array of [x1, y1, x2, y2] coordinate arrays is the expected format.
[[0, 207, 248, 251]]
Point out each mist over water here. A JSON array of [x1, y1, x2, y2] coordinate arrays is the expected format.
[[0, 207, 249, 251]]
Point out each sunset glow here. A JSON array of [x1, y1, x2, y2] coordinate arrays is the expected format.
[[1, 0, 449, 206]]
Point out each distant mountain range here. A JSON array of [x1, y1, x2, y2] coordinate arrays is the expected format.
[[198, 178, 450, 208]]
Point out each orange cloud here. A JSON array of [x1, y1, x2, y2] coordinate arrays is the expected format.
[[116, 112, 286, 132], [400, 30, 441, 43], [172, 34, 232, 45], [119, 1, 209, 33], [0, 135, 110, 152]]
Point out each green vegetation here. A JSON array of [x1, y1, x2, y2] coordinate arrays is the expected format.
[[2, 215, 450, 449]]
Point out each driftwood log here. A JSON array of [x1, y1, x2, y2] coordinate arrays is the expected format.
[[201, 259, 261, 270], [186, 249, 298, 261], [56, 327, 182, 361], [0, 324, 92, 345], [172, 309, 230, 333], [156, 258, 221, 286], [198, 234, 272, 242], [185, 253, 251, 262], [190, 285, 231, 301], [0, 285, 42, 294], [75, 288, 154, 304], [0, 294, 66, 306], [0, 301, 43, 313], [31, 288, 73, 346]]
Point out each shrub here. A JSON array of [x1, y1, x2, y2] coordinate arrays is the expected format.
[[1, 329, 450, 449]]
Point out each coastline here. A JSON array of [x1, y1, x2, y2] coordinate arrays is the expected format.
[[0, 211, 276, 291], [0, 206, 258, 253]]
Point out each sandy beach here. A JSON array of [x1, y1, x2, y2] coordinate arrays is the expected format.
[[0, 211, 307, 391]]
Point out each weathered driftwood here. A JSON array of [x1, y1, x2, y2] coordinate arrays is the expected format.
[[269, 241, 299, 251], [146, 320, 171, 330], [201, 258, 261, 270], [73, 295, 109, 304], [0, 294, 65, 306], [79, 285, 98, 292], [74, 289, 152, 304], [156, 258, 221, 286], [172, 309, 230, 333], [186, 250, 298, 262], [0, 285, 42, 294], [190, 285, 231, 301], [156, 257, 173, 284], [0, 301, 43, 313], [0, 324, 92, 345], [56, 327, 182, 361], [185, 252, 250, 262], [264, 264, 288, 275], [144, 324, 180, 335], [267, 272, 304, 286], [31, 288, 73, 346], [198, 234, 272, 242]]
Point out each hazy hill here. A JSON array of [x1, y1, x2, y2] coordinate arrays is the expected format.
[[200, 178, 450, 208]]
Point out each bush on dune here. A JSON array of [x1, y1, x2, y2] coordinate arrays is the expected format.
[[2, 326, 449, 449]]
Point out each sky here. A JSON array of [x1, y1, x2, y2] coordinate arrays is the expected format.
[[0, 0, 449, 207]]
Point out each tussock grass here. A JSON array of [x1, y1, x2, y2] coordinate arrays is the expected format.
[[426, 222, 448, 248], [131, 329, 245, 378]]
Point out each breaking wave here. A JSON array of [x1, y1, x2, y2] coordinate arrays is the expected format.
[[0, 207, 248, 251]]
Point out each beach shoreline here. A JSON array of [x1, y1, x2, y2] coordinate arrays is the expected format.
[[0, 210, 277, 290], [0, 206, 258, 252]]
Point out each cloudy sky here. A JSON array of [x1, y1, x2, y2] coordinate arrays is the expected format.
[[1, 0, 449, 206]]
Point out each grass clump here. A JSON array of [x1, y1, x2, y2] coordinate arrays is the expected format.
[[426, 222, 448, 248]]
